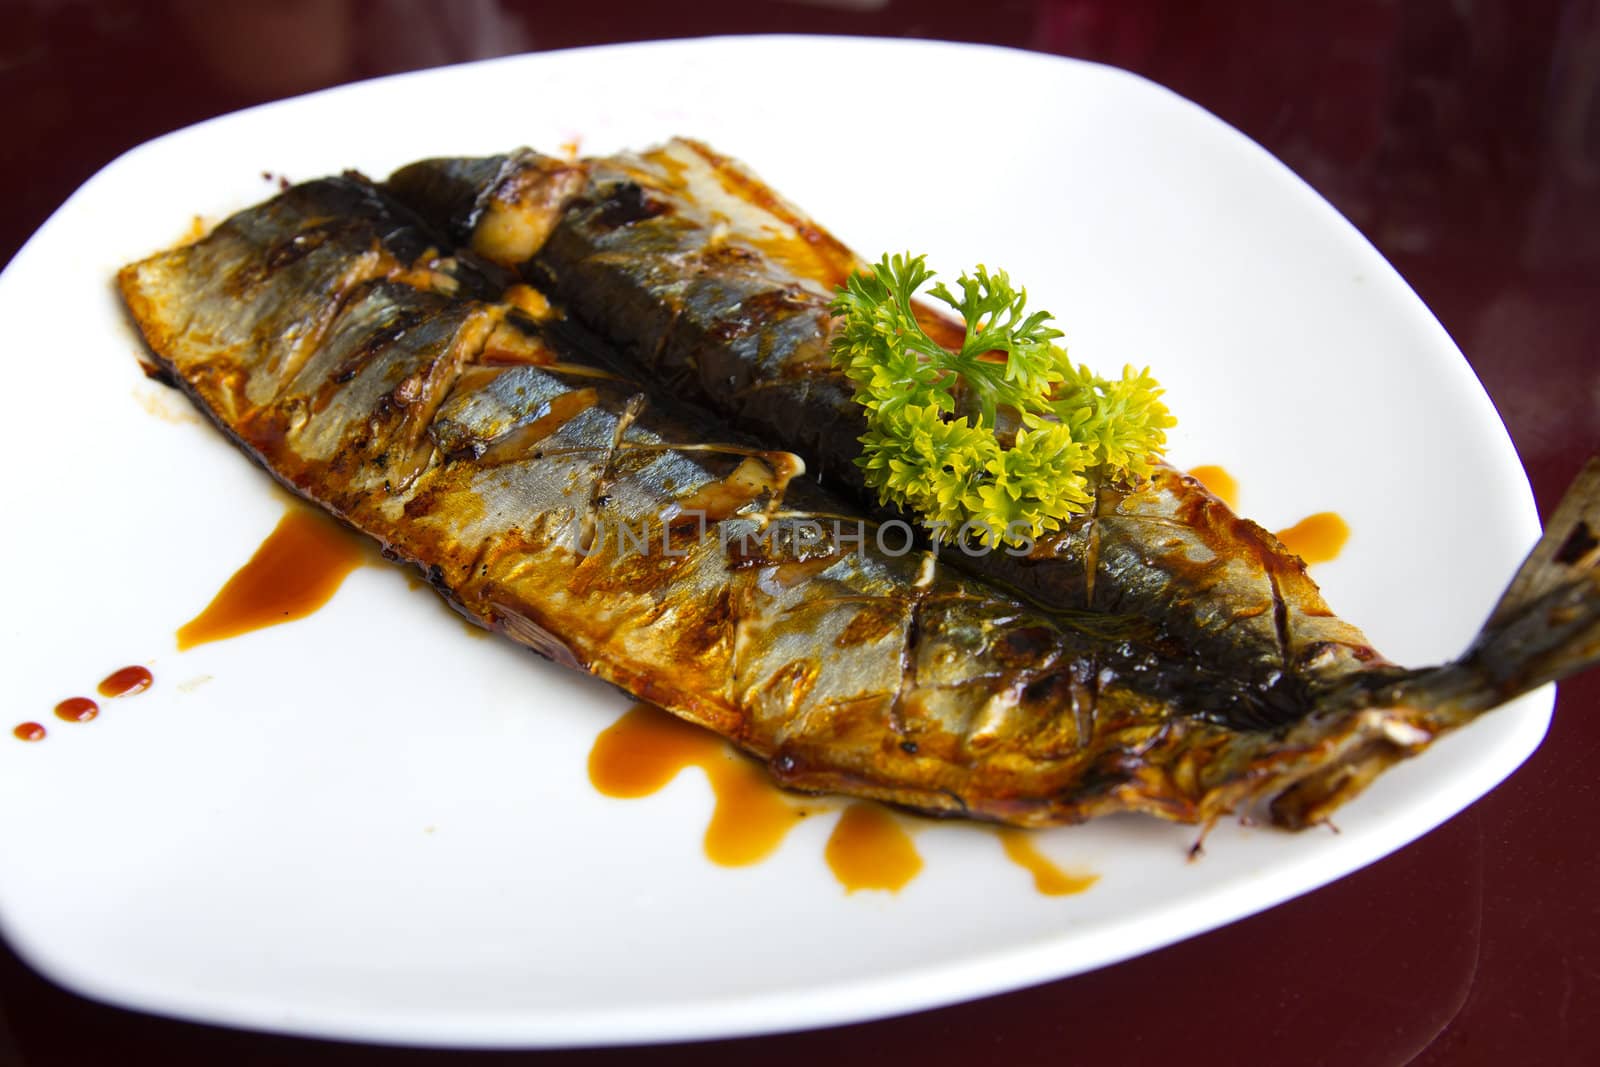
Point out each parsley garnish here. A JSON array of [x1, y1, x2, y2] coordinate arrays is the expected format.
[[830, 253, 1175, 547]]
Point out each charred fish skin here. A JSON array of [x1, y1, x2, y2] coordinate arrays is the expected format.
[[121, 174, 1600, 832], [386, 142, 1391, 729]]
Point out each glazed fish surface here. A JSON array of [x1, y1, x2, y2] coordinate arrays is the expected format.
[[386, 141, 1399, 735], [119, 172, 1600, 832]]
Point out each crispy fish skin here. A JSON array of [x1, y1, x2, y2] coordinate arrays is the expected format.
[[120, 175, 1600, 831], [388, 142, 1388, 730]]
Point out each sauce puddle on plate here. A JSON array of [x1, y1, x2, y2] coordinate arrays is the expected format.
[[998, 829, 1098, 896], [1187, 464, 1240, 510], [177, 507, 367, 649], [588, 702, 810, 866], [18, 507, 365, 746], [1275, 512, 1350, 565], [825, 803, 922, 893]]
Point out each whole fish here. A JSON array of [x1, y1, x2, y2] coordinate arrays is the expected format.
[[119, 172, 1600, 832]]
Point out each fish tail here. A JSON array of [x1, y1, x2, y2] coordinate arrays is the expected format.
[[1266, 458, 1600, 828], [1443, 456, 1600, 710]]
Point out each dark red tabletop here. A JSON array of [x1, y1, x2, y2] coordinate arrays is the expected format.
[[2, 2, 1597, 1065]]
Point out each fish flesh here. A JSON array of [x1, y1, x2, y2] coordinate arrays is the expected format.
[[119, 170, 1600, 832]]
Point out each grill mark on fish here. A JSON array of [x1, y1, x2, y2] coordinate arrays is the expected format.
[[1266, 563, 1294, 682], [263, 255, 392, 403], [650, 300, 683, 374], [575, 393, 647, 554], [476, 389, 600, 467], [885, 590, 929, 745], [308, 297, 426, 414], [1075, 664, 1100, 753]]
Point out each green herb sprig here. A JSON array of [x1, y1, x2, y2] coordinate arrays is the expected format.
[[830, 253, 1175, 546]]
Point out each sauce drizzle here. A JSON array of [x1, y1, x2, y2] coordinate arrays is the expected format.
[[12, 722, 46, 742], [177, 508, 367, 650], [1188, 465, 1240, 511], [53, 697, 99, 723], [589, 705, 1091, 897], [825, 803, 923, 893], [1275, 512, 1350, 565], [998, 830, 1098, 896], [97, 666, 153, 698], [588, 703, 808, 866]]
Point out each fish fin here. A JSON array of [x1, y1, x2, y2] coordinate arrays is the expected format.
[[1456, 457, 1600, 702]]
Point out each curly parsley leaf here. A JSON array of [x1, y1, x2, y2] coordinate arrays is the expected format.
[[830, 253, 1175, 546]]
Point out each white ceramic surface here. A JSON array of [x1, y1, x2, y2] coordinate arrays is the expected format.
[[0, 36, 1548, 1048]]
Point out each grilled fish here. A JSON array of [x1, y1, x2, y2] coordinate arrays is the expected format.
[[119, 172, 1600, 831], [387, 141, 1396, 734]]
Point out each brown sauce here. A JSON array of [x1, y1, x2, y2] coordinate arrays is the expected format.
[[1188, 465, 1240, 511], [588, 703, 808, 867], [97, 665, 153, 698], [53, 697, 99, 723], [1276, 511, 1350, 565], [176, 507, 367, 650], [998, 830, 1098, 896], [589, 707, 1090, 898], [825, 803, 923, 893], [13, 722, 46, 742]]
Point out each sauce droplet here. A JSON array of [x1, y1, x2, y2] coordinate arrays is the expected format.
[[53, 697, 99, 723], [13, 722, 46, 742], [1275, 512, 1350, 565], [998, 829, 1098, 896], [97, 666, 153, 698], [177, 508, 367, 650], [588, 703, 808, 866], [1188, 465, 1240, 511], [824, 803, 922, 893]]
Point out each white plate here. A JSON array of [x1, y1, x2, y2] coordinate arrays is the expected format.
[[0, 36, 1548, 1047]]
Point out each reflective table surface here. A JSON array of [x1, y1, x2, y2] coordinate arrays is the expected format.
[[2, 2, 1596, 1064]]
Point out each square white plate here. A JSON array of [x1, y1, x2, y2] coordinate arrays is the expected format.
[[0, 36, 1547, 1047]]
